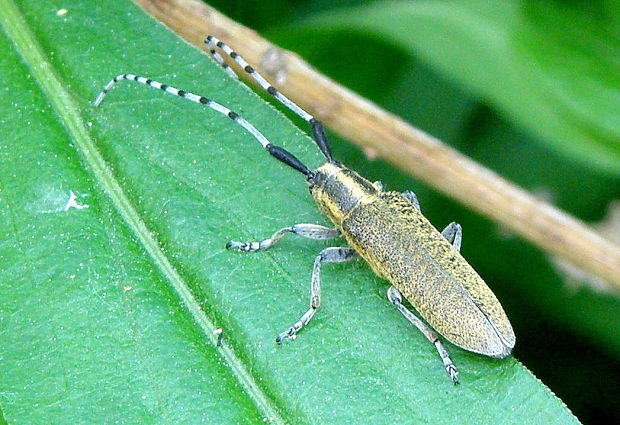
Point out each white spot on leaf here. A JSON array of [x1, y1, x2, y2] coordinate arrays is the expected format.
[[63, 190, 89, 211]]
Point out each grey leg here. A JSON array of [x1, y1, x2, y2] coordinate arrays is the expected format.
[[276, 247, 357, 343], [226, 223, 340, 252], [403, 190, 421, 211], [387, 286, 459, 384], [441, 222, 462, 251]]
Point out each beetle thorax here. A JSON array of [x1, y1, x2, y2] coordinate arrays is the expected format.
[[310, 162, 378, 226]]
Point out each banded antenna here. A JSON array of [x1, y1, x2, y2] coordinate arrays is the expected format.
[[205, 35, 333, 162], [93, 73, 312, 177]]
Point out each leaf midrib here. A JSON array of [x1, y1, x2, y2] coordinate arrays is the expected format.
[[0, 1, 285, 423]]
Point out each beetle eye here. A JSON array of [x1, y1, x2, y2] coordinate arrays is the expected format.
[[308, 172, 324, 187]]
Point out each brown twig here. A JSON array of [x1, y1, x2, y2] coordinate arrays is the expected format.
[[134, 0, 620, 293]]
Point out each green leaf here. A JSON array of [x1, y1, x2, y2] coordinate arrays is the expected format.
[[0, 0, 580, 424], [294, 0, 620, 175]]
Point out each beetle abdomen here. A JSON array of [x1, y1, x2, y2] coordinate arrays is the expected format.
[[341, 192, 515, 357]]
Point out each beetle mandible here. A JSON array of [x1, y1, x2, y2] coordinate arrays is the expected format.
[[94, 35, 516, 384]]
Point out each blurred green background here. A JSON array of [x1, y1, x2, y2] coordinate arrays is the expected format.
[[205, 0, 620, 423]]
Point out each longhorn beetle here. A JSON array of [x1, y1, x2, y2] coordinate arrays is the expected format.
[[94, 35, 516, 384]]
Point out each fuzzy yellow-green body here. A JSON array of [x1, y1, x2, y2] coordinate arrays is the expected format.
[[311, 163, 515, 357]]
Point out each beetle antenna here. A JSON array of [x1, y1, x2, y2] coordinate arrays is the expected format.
[[93, 74, 312, 177], [205, 35, 333, 162]]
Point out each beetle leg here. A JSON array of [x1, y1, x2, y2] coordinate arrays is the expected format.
[[226, 224, 340, 252], [403, 190, 421, 211], [387, 286, 459, 384], [276, 247, 357, 343], [441, 222, 462, 252]]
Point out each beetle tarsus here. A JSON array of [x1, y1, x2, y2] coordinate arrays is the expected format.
[[276, 327, 297, 344], [226, 240, 258, 252], [276, 308, 315, 344], [227, 224, 340, 254], [447, 364, 459, 385]]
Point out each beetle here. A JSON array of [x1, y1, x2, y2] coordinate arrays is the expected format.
[[93, 35, 515, 383]]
